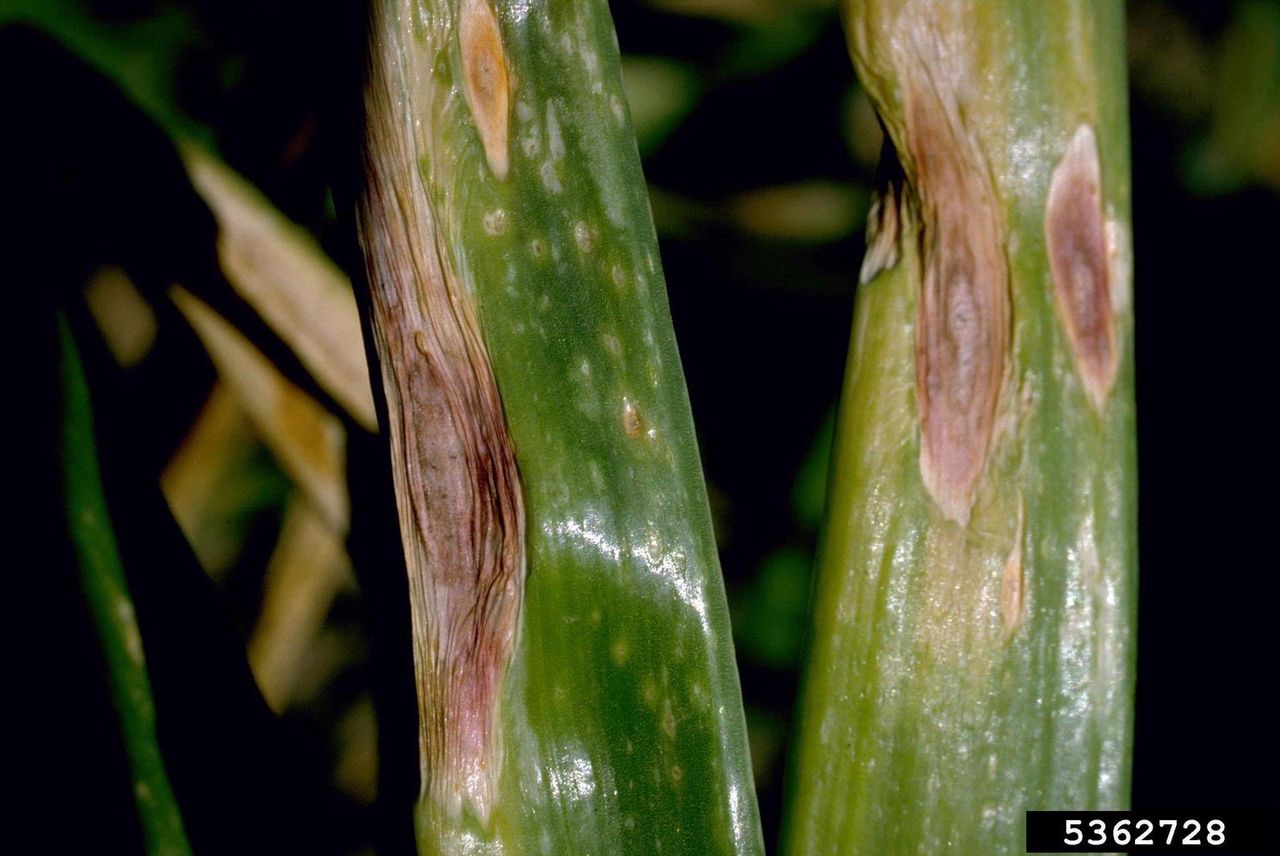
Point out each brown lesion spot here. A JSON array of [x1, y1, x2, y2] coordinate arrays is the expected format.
[[1045, 124, 1117, 413], [902, 78, 1011, 525], [460, 0, 510, 179]]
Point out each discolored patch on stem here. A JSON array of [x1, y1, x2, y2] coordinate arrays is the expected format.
[[460, 0, 510, 180], [359, 6, 525, 824], [904, 80, 1010, 525], [1046, 124, 1116, 412], [1001, 497, 1026, 636]]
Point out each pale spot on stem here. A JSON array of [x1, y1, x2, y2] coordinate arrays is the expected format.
[[573, 221, 596, 253], [482, 209, 507, 236], [541, 160, 562, 194], [611, 637, 631, 665], [622, 397, 644, 439], [1001, 497, 1026, 636], [601, 332, 622, 358]]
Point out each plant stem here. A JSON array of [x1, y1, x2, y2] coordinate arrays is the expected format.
[[58, 313, 192, 856], [357, 1, 763, 853], [784, 2, 1136, 853]]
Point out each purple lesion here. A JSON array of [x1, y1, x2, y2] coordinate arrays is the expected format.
[[358, 52, 526, 822], [394, 294, 525, 822], [904, 82, 1010, 525], [1045, 124, 1116, 413]]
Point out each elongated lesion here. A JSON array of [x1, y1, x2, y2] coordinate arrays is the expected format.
[[459, 0, 510, 180], [358, 0, 525, 825], [904, 75, 1010, 525], [1046, 124, 1117, 413], [846, 0, 1012, 525]]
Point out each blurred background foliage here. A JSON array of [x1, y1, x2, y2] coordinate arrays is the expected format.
[[5, 0, 1279, 853]]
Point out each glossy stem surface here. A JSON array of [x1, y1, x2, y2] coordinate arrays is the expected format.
[[785, 2, 1136, 853], [358, 1, 763, 854]]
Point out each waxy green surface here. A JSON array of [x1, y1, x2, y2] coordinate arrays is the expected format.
[[783, 2, 1136, 854], [373, 1, 763, 853]]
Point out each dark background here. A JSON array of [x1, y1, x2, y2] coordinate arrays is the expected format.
[[5, 0, 1276, 852]]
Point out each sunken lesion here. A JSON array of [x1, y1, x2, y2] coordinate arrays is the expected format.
[[358, 0, 525, 824], [1045, 124, 1117, 413], [459, 0, 511, 180], [902, 78, 1011, 526], [847, 1, 1014, 526]]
